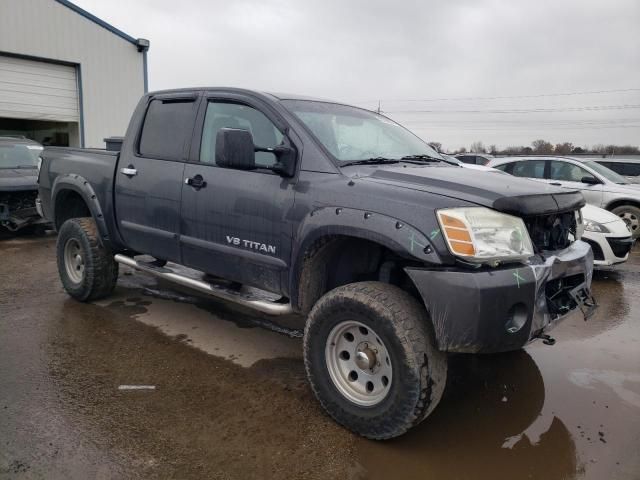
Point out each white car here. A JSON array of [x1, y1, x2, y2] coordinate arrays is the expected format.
[[581, 204, 634, 267], [487, 156, 640, 239], [445, 155, 633, 265]]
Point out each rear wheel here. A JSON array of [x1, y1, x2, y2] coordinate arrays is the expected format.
[[611, 205, 640, 239], [303, 281, 447, 439], [56, 217, 118, 301]]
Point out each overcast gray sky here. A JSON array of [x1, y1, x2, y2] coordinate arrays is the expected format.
[[75, 0, 640, 151]]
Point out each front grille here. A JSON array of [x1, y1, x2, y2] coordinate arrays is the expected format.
[[607, 237, 634, 258], [583, 238, 605, 261], [524, 211, 577, 252]]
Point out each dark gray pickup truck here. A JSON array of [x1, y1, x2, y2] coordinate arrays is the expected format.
[[38, 87, 596, 439]]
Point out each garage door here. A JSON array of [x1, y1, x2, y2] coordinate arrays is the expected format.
[[0, 55, 79, 123]]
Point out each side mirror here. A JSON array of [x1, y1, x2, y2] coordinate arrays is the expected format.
[[581, 176, 600, 185], [215, 128, 256, 170], [255, 140, 297, 178], [215, 128, 297, 177]]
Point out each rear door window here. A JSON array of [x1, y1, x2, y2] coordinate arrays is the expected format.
[[511, 160, 546, 179], [139, 99, 196, 161]]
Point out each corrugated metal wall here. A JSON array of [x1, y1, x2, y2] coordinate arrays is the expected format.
[[0, 0, 145, 147]]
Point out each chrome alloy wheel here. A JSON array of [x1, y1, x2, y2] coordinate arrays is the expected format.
[[64, 238, 85, 284], [325, 320, 393, 406]]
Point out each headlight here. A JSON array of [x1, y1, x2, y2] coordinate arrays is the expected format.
[[583, 219, 610, 233], [437, 207, 534, 264]]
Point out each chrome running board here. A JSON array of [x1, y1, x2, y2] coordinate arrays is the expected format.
[[114, 254, 294, 316]]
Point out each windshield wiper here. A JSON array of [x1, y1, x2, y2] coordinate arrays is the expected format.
[[400, 154, 443, 162], [340, 157, 400, 167]]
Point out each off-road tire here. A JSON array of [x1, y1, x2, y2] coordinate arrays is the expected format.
[[56, 217, 118, 301], [611, 204, 640, 239], [303, 281, 447, 439]]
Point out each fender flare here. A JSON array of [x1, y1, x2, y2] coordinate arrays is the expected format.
[[289, 206, 443, 308], [51, 174, 111, 248]]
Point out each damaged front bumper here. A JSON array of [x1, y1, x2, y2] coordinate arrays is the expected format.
[[405, 240, 596, 354], [0, 197, 47, 232]]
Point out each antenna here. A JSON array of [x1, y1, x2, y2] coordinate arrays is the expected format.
[[376, 100, 382, 114]]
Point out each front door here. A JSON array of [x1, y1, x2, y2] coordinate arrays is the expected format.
[[179, 98, 296, 294], [114, 94, 199, 262], [548, 160, 604, 207]]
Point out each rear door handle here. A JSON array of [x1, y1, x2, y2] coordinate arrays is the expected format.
[[550, 182, 562, 186], [185, 174, 207, 190], [120, 166, 137, 177]]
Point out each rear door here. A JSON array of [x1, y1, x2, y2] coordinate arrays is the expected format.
[[548, 160, 604, 207], [509, 159, 548, 184], [115, 93, 199, 262], [179, 94, 297, 293]]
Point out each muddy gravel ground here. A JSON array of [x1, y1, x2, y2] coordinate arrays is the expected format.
[[1, 232, 639, 480]]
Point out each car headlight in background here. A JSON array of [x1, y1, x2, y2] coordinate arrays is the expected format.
[[437, 207, 534, 264], [583, 219, 610, 233]]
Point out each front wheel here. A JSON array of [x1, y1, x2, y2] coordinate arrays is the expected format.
[[56, 217, 119, 301], [611, 205, 640, 239], [303, 281, 447, 439]]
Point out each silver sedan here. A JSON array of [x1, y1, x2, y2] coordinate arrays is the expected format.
[[487, 156, 640, 238]]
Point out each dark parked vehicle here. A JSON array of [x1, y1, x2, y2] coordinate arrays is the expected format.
[[595, 158, 640, 183], [38, 88, 596, 439], [0, 136, 49, 233], [455, 153, 494, 165]]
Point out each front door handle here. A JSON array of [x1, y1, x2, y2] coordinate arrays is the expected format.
[[120, 166, 137, 177], [550, 182, 562, 186], [185, 174, 207, 190]]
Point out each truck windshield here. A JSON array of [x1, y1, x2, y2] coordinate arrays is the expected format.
[[282, 100, 442, 163], [0, 144, 42, 169]]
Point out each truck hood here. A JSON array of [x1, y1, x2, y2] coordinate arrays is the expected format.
[[0, 168, 38, 191], [360, 165, 585, 216]]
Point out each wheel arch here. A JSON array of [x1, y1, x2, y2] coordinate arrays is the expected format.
[[604, 198, 640, 211], [290, 229, 426, 314], [52, 174, 110, 247]]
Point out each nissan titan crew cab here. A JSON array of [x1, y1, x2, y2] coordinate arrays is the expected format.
[[38, 88, 596, 439]]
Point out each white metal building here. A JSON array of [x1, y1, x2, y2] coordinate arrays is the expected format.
[[0, 0, 149, 147]]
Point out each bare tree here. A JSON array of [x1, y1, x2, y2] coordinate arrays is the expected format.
[[429, 142, 442, 152], [531, 139, 554, 154], [554, 142, 573, 155], [470, 141, 486, 153]]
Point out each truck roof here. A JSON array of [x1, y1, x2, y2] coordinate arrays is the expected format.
[[145, 87, 343, 105]]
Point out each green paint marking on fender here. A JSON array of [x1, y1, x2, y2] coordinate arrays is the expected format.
[[429, 229, 441, 240], [408, 232, 427, 253], [513, 269, 525, 288]]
